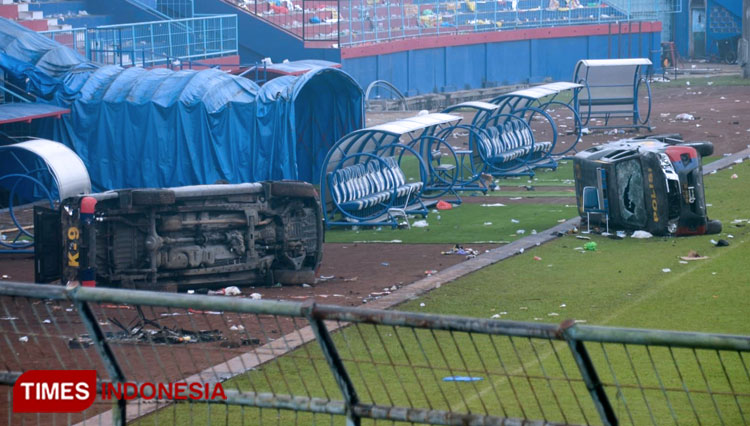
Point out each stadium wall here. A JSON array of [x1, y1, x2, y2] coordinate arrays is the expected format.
[[341, 22, 662, 96]]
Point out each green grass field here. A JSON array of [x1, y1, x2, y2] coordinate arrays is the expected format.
[[137, 160, 750, 425]]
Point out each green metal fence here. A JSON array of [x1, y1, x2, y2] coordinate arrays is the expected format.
[[0, 281, 748, 425]]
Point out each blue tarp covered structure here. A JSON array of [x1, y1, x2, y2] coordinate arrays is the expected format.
[[0, 17, 364, 191]]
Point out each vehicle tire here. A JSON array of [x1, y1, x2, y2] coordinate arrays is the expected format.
[[680, 141, 714, 157], [706, 219, 722, 235], [272, 269, 317, 285], [131, 189, 176, 206], [271, 181, 317, 198]]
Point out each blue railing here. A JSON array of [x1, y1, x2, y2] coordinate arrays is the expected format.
[[41, 15, 238, 68], [38, 28, 89, 58]]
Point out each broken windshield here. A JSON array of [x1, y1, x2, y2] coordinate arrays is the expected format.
[[615, 159, 647, 227]]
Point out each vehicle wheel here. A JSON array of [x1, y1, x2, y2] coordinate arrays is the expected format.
[[131, 189, 176, 206], [272, 269, 316, 285], [680, 141, 714, 157], [705, 219, 722, 235], [271, 181, 317, 198]]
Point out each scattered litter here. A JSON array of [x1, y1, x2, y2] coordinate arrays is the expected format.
[[731, 174, 738, 179], [584, 242, 597, 251], [519, 248, 525, 254], [548, 312, 559, 317], [491, 314, 501, 319], [581, 127, 591, 135], [533, 256, 542, 261], [680, 250, 708, 261], [662, 268, 671, 273], [419, 303, 426, 307], [302, 283, 312, 288], [43, 319, 51, 324], [442, 376, 483, 382], [531, 229, 537, 235], [631, 230, 653, 239], [712, 272, 717, 275], [679, 260, 688, 264], [436, 200, 453, 210], [412, 220, 429, 228], [557, 219, 567, 223], [68, 337, 92, 349], [576, 236, 591, 240], [187, 290, 195, 294], [249, 293, 262, 300], [510, 197, 523, 200], [712, 239, 730, 247], [381, 262, 390, 267], [534, 318, 543, 321], [343, 277, 359, 282], [0, 316, 18, 321], [1, 274, 9, 279], [659, 113, 670, 117], [574, 320, 587, 324], [481, 203, 506, 207], [511, 219, 520, 223], [229, 325, 245, 331], [209, 286, 241, 296], [560, 303, 566, 308], [424, 270, 438, 276], [18, 336, 29, 343], [675, 113, 695, 121], [516, 229, 526, 235], [727, 234, 734, 239], [519, 307, 528, 310], [442, 245, 479, 257], [318, 275, 335, 281], [484, 222, 493, 226]]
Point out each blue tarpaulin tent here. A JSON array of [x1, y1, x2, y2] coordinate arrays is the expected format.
[[0, 18, 363, 191]]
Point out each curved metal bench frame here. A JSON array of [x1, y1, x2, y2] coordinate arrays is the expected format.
[[478, 112, 540, 177], [573, 58, 653, 132], [0, 139, 91, 254], [320, 113, 461, 228], [490, 82, 583, 158]]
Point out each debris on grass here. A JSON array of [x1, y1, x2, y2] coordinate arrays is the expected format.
[[731, 174, 738, 179], [511, 219, 520, 223], [484, 222, 493, 226], [249, 293, 262, 300], [711, 239, 730, 247], [631, 230, 653, 239], [584, 242, 597, 251], [662, 268, 672, 273], [481, 203, 506, 207], [680, 250, 709, 261], [302, 283, 312, 288], [424, 270, 438, 276], [548, 312, 559, 317], [533, 256, 542, 261], [318, 275, 335, 281], [442, 376, 483, 382], [675, 113, 695, 121], [412, 220, 429, 228], [436, 200, 453, 210], [419, 303, 426, 307]]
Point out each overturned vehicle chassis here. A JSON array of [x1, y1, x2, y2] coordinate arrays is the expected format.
[[35, 182, 323, 291]]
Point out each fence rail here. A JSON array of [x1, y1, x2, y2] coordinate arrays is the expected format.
[[39, 14, 238, 69], [0, 281, 748, 425]]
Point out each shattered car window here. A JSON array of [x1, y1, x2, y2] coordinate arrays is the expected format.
[[615, 159, 647, 227]]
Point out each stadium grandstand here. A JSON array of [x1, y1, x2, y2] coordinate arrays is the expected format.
[[1, 0, 741, 98]]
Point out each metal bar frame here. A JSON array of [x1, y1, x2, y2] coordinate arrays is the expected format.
[[1, 281, 748, 425]]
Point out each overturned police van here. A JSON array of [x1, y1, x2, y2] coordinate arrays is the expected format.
[[34, 182, 323, 291], [574, 134, 721, 236]]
